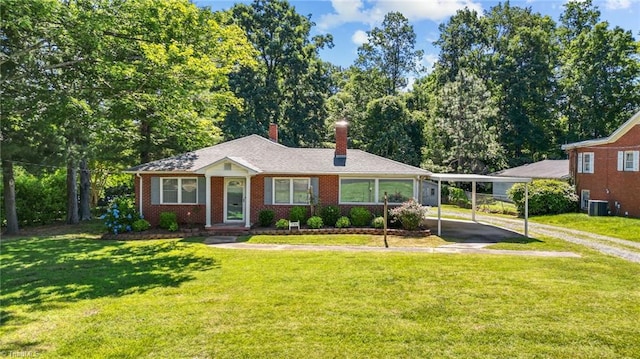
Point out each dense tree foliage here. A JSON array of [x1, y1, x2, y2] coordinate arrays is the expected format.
[[355, 12, 424, 95], [1, 0, 255, 233], [425, 70, 504, 174], [2, 0, 638, 232], [558, 0, 640, 142], [222, 0, 334, 147]]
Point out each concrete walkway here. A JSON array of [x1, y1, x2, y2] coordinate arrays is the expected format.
[[208, 241, 580, 258]]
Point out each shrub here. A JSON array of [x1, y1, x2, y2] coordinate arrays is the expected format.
[[448, 187, 470, 208], [132, 218, 151, 232], [275, 218, 289, 230], [389, 199, 429, 231], [0, 167, 67, 226], [508, 179, 579, 216], [159, 212, 178, 230], [102, 196, 140, 234], [371, 216, 385, 229], [335, 216, 351, 228], [289, 206, 308, 223], [307, 216, 323, 229], [349, 207, 372, 227], [320, 205, 341, 227], [258, 209, 275, 227], [168, 222, 179, 232]]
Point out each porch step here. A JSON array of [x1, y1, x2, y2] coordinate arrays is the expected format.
[[205, 225, 250, 236], [204, 236, 238, 244]]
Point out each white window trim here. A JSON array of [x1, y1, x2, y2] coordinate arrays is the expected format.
[[580, 189, 590, 210], [339, 178, 415, 205], [272, 177, 310, 205], [620, 150, 639, 172], [578, 152, 594, 174], [160, 177, 199, 205]]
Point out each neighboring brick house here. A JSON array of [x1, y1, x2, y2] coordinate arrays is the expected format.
[[561, 111, 640, 217], [125, 122, 431, 228]]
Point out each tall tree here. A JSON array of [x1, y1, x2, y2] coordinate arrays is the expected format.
[[433, 8, 488, 85], [558, 0, 640, 141], [426, 70, 504, 174], [1, 0, 66, 233], [362, 96, 424, 167], [355, 12, 424, 95], [487, 3, 560, 163], [224, 0, 333, 147]]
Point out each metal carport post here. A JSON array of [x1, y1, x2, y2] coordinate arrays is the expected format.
[[430, 174, 532, 238]]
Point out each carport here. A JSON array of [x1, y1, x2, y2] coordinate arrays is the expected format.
[[428, 174, 532, 237]]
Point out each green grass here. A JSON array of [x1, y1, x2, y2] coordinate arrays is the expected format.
[[2, 224, 640, 358], [245, 234, 446, 247], [531, 213, 640, 242]]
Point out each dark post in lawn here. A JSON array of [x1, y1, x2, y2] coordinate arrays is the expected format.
[[383, 192, 388, 248]]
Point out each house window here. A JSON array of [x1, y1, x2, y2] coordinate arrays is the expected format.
[[378, 179, 413, 203], [578, 152, 594, 174], [340, 179, 375, 203], [581, 190, 590, 210], [618, 150, 639, 172], [273, 178, 310, 204], [161, 178, 198, 204], [340, 178, 414, 204]]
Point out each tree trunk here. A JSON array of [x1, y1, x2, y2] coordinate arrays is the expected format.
[[79, 158, 92, 220], [66, 159, 79, 224], [2, 160, 20, 235]]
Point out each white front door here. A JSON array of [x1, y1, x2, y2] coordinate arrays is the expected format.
[[225, 178, 245, 222]]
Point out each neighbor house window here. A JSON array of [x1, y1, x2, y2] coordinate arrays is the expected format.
[[273, 178, 310, 204], [578, 152, 594, 174], [618, 150, 639, 172], [340, 178, 414, 204], [161, 178, 198, 204], [581, 190, 590, 210]]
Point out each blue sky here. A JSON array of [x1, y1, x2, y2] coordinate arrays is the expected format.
[[196, 0, 640, 70]]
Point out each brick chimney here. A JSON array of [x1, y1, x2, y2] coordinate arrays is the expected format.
[[335, 120, 348, 158], [269, 123, 278, 143]]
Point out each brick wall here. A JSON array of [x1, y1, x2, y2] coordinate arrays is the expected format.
[[250, 174, 389, 222], [569, 124, 640, 217], [135, 174, 207, 227], [137, 173, 401, 227]]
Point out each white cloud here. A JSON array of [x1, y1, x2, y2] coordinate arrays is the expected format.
[[422, 53, 439, 74], [318, 0, 484, 30], [351, 30, 369, 45], [605, 0, 632, 9]]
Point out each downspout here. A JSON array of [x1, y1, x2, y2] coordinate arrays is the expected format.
[[136, 173, 143, 218]]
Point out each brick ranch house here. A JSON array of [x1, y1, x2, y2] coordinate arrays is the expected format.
[[561, 110, 640, 217], [125, 122, 432, 228]]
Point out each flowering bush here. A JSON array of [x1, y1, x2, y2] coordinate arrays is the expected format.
[[101, 196, 140, 234], [389, 199, 429, 231]]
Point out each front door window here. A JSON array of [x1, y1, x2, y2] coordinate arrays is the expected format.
[[226, 179, 245, 221]]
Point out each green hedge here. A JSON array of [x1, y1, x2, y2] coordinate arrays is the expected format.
[[0, 167, 66, 227], [508, 179, 578, 216]]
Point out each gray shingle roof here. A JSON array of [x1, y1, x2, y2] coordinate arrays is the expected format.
[[493, 159, 569, 180], [125, 134, 431, 176]]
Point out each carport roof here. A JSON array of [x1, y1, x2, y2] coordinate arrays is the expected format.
[[428, 173, 532, 183]]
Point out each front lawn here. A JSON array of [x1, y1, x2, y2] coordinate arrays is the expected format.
[[245, 234, 446, 247], [2, 227, 639, 358], [530, 213, 640, 242]]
